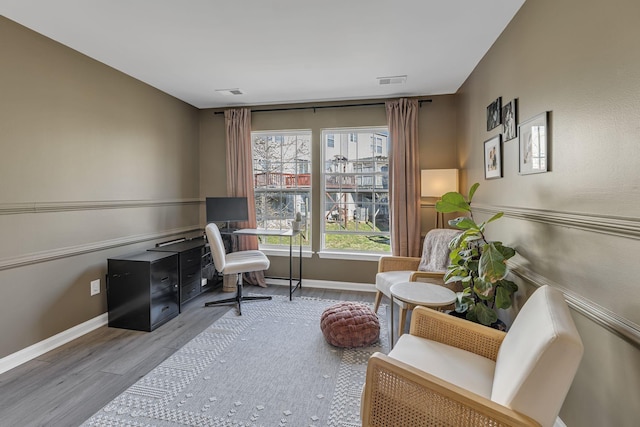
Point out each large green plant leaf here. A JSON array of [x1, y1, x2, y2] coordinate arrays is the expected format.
[[468, 182, 480, 202], [496, 278, 518, 293], [495, 285, 514, 309], [485, 212, 504, 224], [474, 301, 498, 326], [435, 192, 470, 213], [478, 243, 507, 283], [449, 217, 478, 231], [493, 242, 516, 260], [473, 278, 494, 299]]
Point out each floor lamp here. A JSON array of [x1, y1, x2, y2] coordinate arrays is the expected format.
[[421, 169, 458, 228]]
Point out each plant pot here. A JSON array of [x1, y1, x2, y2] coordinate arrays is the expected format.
[[448, 311, 507, 331]]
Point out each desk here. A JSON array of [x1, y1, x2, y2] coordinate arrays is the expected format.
[[233, 228, 303, 300], [389, 281, 456, 347]]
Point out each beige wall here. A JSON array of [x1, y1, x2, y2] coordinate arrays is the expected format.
[[456, 0, 640, 425], [0, 17, 201, 357], [199, 97, 458, 284]]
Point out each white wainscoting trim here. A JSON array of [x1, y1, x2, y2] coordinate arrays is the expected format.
[[473, 203, 640, 239], [0, 226, 202, 271], [0, 198, 202, 215], [510, 261, 640, 348], [0, 313, 108, 375]]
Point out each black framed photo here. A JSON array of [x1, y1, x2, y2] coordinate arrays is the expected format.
[[519, 112, 549, 175], [502, 99, 517, 141], [486, 97, 502, 131], [484, 134, 502, 179]]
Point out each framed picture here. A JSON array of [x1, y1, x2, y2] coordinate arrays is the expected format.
[[484, 134, 502, 179], [486, 97, 502, 131], [518, 112, 549, 175], [502, 99, 517, 141]]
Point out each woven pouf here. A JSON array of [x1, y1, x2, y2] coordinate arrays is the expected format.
[[320, 301, 380, 348]]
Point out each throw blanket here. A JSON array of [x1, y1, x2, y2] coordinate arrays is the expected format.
[[418, 228, 461, 272]]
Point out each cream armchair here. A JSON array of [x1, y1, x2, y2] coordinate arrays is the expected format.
[[361, 285, 584, 427], [374, 228, 461, 335]]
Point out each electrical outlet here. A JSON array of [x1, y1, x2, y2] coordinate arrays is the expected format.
[[90, 279, 100, 296]]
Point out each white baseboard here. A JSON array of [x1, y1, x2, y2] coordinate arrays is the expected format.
[[0, 313, 108, 375], [266, 278, 377, 293]]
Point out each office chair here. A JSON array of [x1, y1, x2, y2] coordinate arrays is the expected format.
[[204, 223, 271, 315]]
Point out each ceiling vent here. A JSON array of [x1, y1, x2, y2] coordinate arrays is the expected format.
[[377, 75, 407, 85], [215, 88, 244, 95]]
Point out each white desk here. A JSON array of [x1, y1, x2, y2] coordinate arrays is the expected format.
[[389, 281, 456, 347], [233, 228, 303, 300]]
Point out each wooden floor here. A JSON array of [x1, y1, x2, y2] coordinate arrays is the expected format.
[[0, 285, 383, 427]]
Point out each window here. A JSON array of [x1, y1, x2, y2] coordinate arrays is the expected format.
[[252, 131, 311, 248], [321, 128, 390, 254]]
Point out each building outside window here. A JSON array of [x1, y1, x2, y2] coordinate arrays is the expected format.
[[321, 127, 390, 254], [252, 130, 311, 248]]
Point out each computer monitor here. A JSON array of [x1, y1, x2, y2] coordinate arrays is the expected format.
[[206, 197, 249, 225]]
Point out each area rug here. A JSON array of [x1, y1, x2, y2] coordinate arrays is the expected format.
[[82, 295, 388, 427]]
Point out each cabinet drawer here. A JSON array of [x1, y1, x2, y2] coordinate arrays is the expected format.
[[151, 294, 179, 329], [181, 280, 201, 303], [180, 248, 202, 269], [150, 258, 178, 289], [181, 263, 201, 284]]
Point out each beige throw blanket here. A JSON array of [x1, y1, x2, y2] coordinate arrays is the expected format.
[[418, 228, 461, 272]]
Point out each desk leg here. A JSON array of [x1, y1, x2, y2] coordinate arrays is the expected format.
[[298, 232, 302, 292], [289, 234, 293, 301]]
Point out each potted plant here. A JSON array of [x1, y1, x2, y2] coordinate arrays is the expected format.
[[435, 183, 518, 328]]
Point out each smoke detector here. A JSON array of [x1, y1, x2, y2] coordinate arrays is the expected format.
[[215, 88, 244, 95], [377, 75, 407, 85]]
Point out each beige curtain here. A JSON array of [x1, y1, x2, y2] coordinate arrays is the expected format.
[[386, 99, 421, 257], [224, 108, 267, 287]]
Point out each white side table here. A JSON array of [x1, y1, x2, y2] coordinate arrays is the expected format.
[[390, 281, 457, 347]]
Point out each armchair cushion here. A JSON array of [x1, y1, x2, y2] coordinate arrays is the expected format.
[[389, 334, 495, 398], [375, 270, 414, 309]]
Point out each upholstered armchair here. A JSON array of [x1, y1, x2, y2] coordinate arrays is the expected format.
[[361, 285, 584, 427], [374, 228, 461, 335]]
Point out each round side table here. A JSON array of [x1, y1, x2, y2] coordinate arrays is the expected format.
[[389, 281, 457, 347]]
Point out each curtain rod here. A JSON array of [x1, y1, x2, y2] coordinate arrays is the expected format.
[[213, 99, 432, 115]]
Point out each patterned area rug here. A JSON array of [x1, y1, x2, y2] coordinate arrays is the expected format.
[[82, 295, 388, 427]]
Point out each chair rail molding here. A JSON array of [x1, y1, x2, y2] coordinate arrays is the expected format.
[[510, 260, 640, 348], [0, 226, 202, 271], [0, 198, 202, 215], [472, 203, 640, 240]]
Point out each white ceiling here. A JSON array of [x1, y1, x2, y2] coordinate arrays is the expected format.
[[1, 0, 525, 109]]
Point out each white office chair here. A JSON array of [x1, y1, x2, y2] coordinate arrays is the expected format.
[[205, 223, 271, 315]]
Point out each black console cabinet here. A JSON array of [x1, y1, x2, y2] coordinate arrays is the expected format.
[[107, 251, 179, 332], [148, 237, 205, 310]]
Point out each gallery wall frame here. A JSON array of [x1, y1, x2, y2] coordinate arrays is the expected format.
[[502, 98, 518, 141], [518, 111, 549, 175], [486, 97, 502, 131], [484, 134, 502, 180]]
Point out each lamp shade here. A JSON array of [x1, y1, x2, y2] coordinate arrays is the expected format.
[[421, 169, 458, 197]]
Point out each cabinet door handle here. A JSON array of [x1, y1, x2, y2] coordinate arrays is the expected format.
[[161, 276, 169, 282], [161, 305, 170, 312]]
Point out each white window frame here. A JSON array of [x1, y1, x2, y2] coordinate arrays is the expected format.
[[320, 127, 390, 257], [251, 129, 312, 255]]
